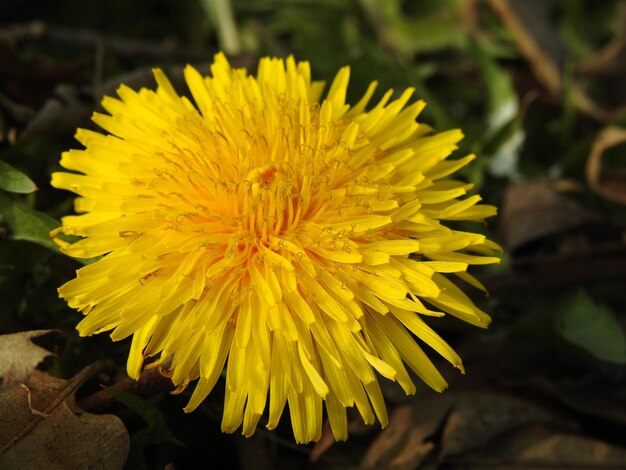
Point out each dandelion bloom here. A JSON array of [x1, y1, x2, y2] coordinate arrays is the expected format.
[[52, 53, 500, 443]]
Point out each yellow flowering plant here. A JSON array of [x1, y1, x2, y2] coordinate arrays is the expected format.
[[51, 53, 500, 443]]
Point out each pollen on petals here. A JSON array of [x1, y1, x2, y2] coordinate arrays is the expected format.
[[52, 52, 500, 444]]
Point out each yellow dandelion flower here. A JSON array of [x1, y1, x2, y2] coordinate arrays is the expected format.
[[51, 53, 500, 443]]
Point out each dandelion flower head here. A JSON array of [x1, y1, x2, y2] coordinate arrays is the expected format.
[[52, 53, 500, 443]]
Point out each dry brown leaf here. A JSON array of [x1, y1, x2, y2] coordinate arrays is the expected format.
[[309, 421, 336, 462], [440, 392, 567, 459], [0, 331, 129, 469], [498, 181, 599, 250], [586, 126, 626, 205], [310, 408, 377, 462], [522, 376, 626, 428], [360, 405, 413, 468], [0, 380, 128, 469], [23, 369, 67, 412], [459, 424, 626, 467], [387, 438, 434, 470], [0, 384, 39, 438], [360, 394, 454, 469], [0, 330, 55, 384]]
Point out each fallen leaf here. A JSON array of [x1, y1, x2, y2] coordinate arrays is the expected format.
[[0, 384, 39, 438], [0, 330, 54, 384], [360, 404, 413, 468], [440, 392, 567, 459], [522, 376, 626, 428], [310, 408, 376, 462], [586, 125, 626, 205], [360, 394, 454, 469], [459, 424, 626, 467], [21, 369, 67, 413], [309, 421, 336, 462], [0, 383, 129, 470], [498, 181, 599, 250], [387, 438, 434, 470], [455, 324, 626, 427], [0, 332, 129, 469]]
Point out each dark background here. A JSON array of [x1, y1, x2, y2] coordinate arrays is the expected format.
[[1, 0, 626, 468]]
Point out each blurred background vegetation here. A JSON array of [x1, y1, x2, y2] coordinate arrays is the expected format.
[[1, 0, 626, 468]]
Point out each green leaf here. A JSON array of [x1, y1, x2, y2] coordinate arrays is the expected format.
[[555, 290, 626, 364], [0, 160, 37, 194], [0, 194, 59, 252], [358, 0, 465, 58], [470, 38, 524, 180], [470, 38, 518, 131], [482, 114, 525, 180]]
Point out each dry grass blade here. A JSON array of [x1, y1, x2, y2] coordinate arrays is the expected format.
[[586, 126, 626, 205]]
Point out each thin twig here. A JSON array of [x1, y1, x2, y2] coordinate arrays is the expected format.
[[0, 21, 210, 62], [77, 366, 174, 413]]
